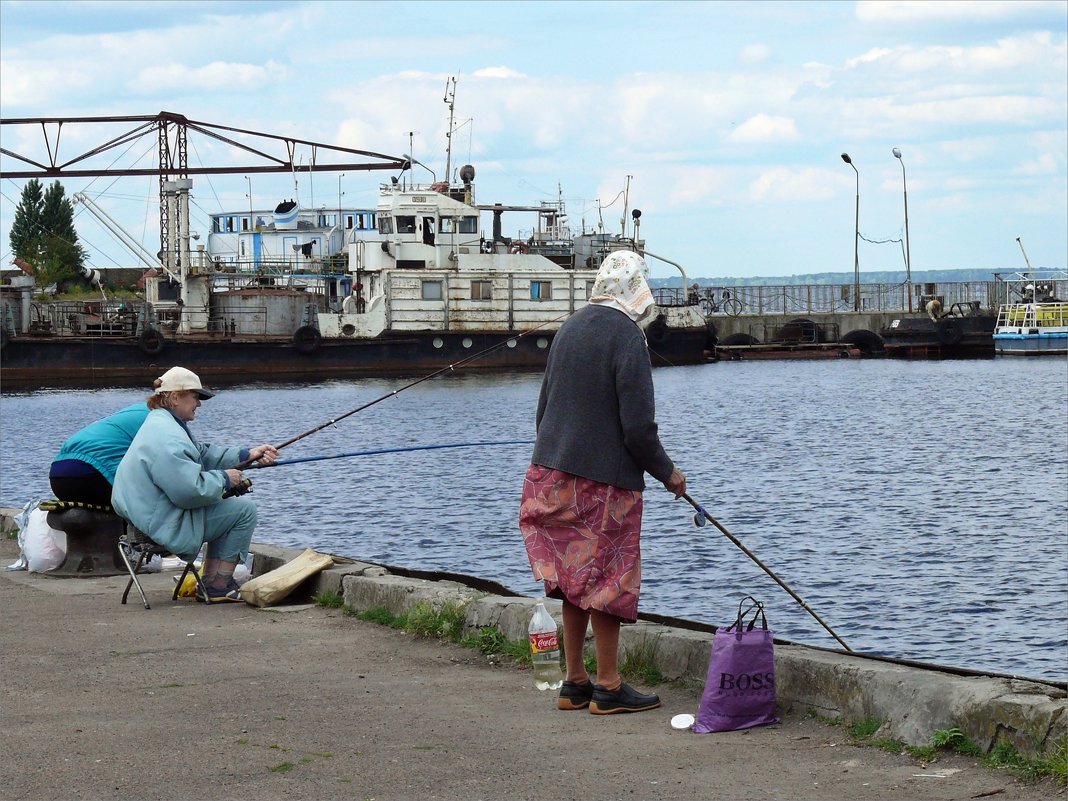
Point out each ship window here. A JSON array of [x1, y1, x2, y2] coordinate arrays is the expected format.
[[439, 217, 455, 234], [458, 216, 478, 234], [396, 215, 417, 234], [242, 217, 250, 232], [213, 217, 223, 233], [369, 213, 377, 228], [471, 280, 493, 300], [379, 216, 393, 234], [225, 217, 235, 232], [346, 215, 354, 230], [530, 281, 553, 301], [421, 281, 443, 300]]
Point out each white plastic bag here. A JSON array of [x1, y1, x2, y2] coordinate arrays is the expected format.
[[5, 498, 37, 571], [21, 507, 67, 573]]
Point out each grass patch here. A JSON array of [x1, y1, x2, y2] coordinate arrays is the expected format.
[[849, 718, 882, 740], [810, 713, 1065, 784], [404, 600, 467, 641], [314, 591, 345, 608], [268, 762, 294, 773], [355, 606, 405, 627], [460, 626, 531, 666], [619, 634, 663, 686]]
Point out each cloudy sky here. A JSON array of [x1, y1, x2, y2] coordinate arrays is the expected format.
[[1, 0, 1065, 279]]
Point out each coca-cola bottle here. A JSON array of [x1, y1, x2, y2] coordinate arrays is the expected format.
[[528, 600, 564, 690]]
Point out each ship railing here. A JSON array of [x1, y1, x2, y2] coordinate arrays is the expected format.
[[34, 299, 145, 337], [683, 281, 1002, 316]]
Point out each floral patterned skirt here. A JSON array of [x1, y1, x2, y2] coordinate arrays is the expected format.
[[519, 464, 644, 623]]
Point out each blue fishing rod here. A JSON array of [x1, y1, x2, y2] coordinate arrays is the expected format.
[[234, 313, 570, 474], [245, 440, 534, 470], [683, 493, 853, 651]]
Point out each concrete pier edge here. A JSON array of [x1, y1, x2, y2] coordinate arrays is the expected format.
[[245, 542, 1067, 759], [3, 505, 1063, 761]]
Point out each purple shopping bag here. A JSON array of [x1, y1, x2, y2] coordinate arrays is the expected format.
[[693, 596, 779, 733]]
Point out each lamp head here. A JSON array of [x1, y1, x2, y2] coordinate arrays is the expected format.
[[840, 153, 852, 164], [893, 147, 902, 159]]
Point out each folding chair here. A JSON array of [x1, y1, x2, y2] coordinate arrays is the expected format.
[[117, 523, 210, 609]]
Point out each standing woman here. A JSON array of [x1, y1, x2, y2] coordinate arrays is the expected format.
[[112, 367, 277, 603], [519, 250, 686, 715]]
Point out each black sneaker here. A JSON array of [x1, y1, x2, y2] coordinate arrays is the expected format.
[[589, 682, 661, 715], [557, 680, 595, 711]]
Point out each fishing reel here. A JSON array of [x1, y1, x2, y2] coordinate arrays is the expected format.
[[222, 478, 253, 499], [693, 511, 707, 528]]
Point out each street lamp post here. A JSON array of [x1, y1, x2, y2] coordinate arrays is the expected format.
[[841, 153, 860, 312], [892, 148, 912, 312]]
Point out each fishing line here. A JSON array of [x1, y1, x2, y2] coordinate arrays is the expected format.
[[237, 312, 570, 469], [682, 492, 853, 651], [246, 439, 534, 470]]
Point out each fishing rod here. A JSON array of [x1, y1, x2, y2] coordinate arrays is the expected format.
[[245, 439, 534, 470], [236, 313, 570, 470], [682, 493, 853, 652]]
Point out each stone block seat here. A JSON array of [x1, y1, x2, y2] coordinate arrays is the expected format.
[[39, 500, 127, 577]]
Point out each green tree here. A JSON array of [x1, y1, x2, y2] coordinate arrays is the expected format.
[[40, 181, 86, 285], [9, 178, 45, 266]]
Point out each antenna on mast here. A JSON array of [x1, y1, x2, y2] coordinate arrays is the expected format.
[[444, 76, 457, 185]]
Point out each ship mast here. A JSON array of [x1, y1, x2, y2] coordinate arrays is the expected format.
[[444, 76, 457, 186]]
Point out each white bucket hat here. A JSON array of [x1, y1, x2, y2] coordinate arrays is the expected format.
[[155, 366, 214, 399]]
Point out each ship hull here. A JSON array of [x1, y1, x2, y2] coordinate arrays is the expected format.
[[0, 327, 711, 389]]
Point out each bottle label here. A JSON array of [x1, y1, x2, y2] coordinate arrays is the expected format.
[[530, 631, 559, 653]]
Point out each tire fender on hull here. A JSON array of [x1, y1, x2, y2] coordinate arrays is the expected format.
[[937, 319, 964, 346], [138, 327, 166, 356], [293, 325, 322, 354]]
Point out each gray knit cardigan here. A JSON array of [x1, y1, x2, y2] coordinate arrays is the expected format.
[[531, 304, 675, 491]]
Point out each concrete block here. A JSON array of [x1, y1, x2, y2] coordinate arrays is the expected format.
[[341, 573, 480, 617]]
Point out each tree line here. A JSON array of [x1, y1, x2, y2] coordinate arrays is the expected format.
[[8, 179, 87, 289]]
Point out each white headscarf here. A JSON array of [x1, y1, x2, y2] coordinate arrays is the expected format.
[[588, 250, 656, 323]]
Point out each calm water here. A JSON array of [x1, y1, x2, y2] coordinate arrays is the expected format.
[[2, 359, 1066, 681]]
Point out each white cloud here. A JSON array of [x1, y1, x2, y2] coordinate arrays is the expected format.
[[749, 167, 845, 203], [856, 1, 1064, 24], [728, 114, 799, 143], [739, 44, 770, 65], [128, 61, 287, 94], [1014, 153, 1061, 175]]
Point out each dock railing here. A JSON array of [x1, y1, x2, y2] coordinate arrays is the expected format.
[[654, 279, 1062, 316]]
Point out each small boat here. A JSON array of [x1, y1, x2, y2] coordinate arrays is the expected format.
[[992, 271, 1068, 356], [879, 299, 997, 359]]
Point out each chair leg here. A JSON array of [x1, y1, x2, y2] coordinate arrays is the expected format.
[[118, 541, 151, 609], [173, 562, 211, 603]]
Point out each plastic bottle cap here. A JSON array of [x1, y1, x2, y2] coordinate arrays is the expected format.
[[670, 713, 695, 730]]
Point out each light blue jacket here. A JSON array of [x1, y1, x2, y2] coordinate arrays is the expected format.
[[53, 402, 150, 482], [112, 409, 245, 560]]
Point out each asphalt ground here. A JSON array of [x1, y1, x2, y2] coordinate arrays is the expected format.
[[0, 537, 1058, 801]]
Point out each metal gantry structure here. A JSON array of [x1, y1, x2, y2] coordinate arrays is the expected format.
[[0, 111, 406, 274]]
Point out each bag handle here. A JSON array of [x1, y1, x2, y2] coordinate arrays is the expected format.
[[725, 595, 768, 632]]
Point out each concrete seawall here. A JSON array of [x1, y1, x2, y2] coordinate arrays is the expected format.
[[1, 498, 1062, 761], [250, 543, 1066, 759]]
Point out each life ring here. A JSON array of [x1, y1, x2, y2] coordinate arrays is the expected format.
[[936, 319, 963, 346], [646, 317, 669, 347], [138, 327, 166, 356], [293, 325, 321, 354]]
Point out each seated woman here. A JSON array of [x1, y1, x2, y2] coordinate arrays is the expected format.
[[112, 366, 277, 603], [49, 402, 151, 506]]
